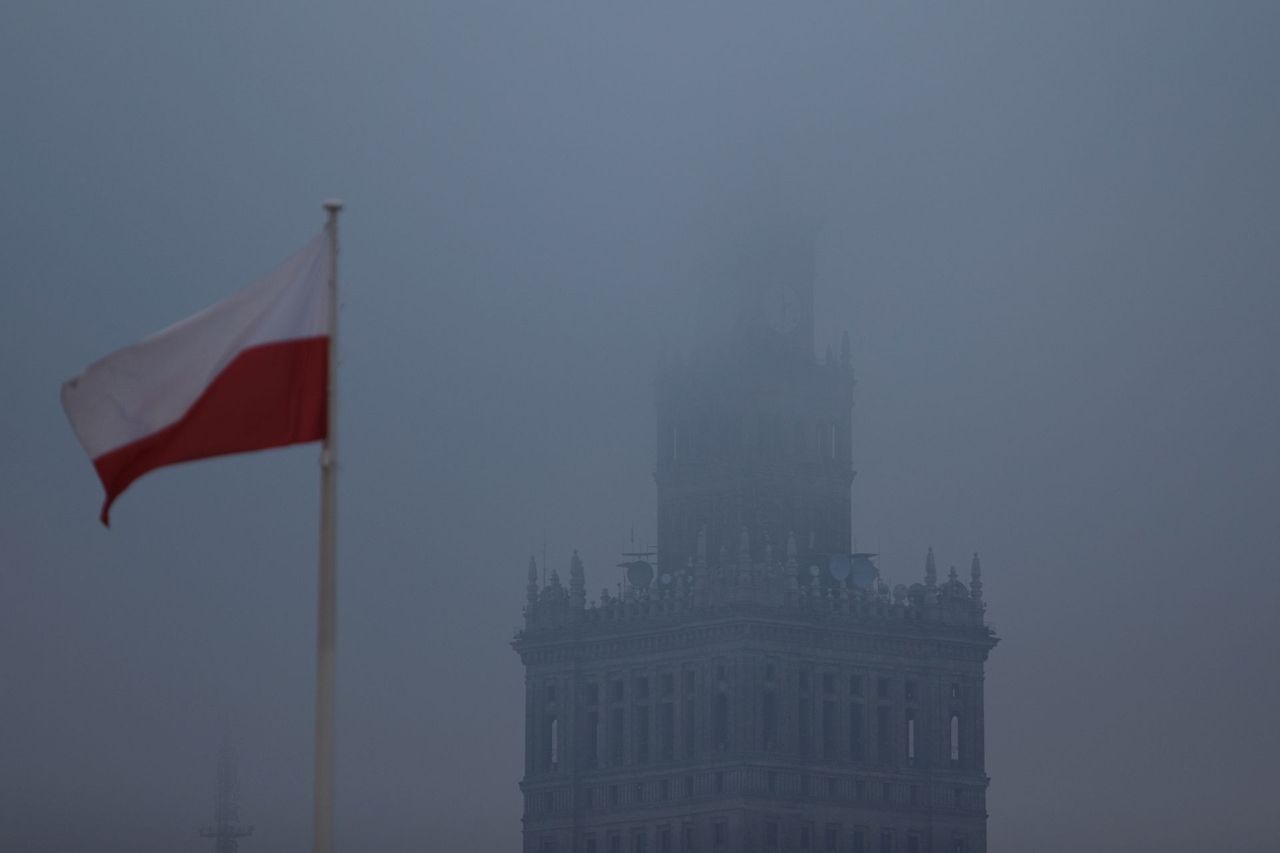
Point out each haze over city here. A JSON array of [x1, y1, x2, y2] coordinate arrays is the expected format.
[[3, 3, 1278, 851]]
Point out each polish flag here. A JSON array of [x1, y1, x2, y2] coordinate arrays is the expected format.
[[62, 229, 333, 525]]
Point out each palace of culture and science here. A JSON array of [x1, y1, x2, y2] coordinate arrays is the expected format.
[[513, 241, 998, 853]]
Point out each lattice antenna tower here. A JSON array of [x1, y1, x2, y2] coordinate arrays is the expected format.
[[198, 743, 254, 853]]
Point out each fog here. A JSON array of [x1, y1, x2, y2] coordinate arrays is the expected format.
[[2, 3, 1278, 851]]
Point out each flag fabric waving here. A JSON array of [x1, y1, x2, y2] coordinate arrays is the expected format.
[[61, 229, 332, 525]]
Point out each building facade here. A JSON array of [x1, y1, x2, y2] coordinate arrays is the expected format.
[[513, 266, 997, 853]]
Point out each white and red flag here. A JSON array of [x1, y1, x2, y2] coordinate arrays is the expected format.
[[62, 229, 332, 525]]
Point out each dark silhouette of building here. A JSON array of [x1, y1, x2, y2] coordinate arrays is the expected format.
[[513, 245, 998, 853]]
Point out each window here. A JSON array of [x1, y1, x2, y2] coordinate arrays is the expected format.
[[611, 680, 624, 702], [762, 691, 778, 748], [585, 710, 600, 767], [950, 682, 961, 701], [909, 785, 919, 806], [550, 717, 559, 768], [877, 706, 891, 761], [950, 714, 961, 764], [904, 681, 917, 702], [586, 836, 597, 853], [635, 783, 645, 803], [765, 821, 779, 850], [854, 780, 865, 801], [882, 782, 892, 803], [635, 706, 650, 763], [609, 834, 622, 853], [587, 683, 600, 705], [800, 823, 812, 849], [852, 828, 866, 853], [659, 826, 672, 853], [714, 771, 725, 793], [546, 684, 557, 702], [823, 700, 837, 758], [713, 821, 727, 849], [659, 778, 670, 800], [684, 697, 696, 757], [907, 836, 920, 853], [765, 663, 776, 681], [952, 839, 967, 853], [827, 776, 837, 798], [684, 671, 696, 694], [824, 823, 839, 851], [799, 671, 810, 691], [822, 673, 835, 693], [849, 705, 865, 760], [611, 708, 625, 764], [608, 784, 619, 807], [684, 775, 694, 797], [660, 703, 674, 759], [801, 774, 811, 796], [684, 824, 696, 852], [716, 664, 727, 682], [850, 675, 864, 697], [877, 677, 891, 699], [767, 771, 777, 793], [905, 710, 916, 762], [799, 698, 812, 756], [633, 828, 648, 853], [662, 673, 674, 696], [542, 839, 555, 853], [636, 677, 650, 699], [714, 694, 729, 749], [879, 829, 894, 853]]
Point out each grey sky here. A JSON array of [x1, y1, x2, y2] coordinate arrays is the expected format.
[[2, 2, 1278, 851]]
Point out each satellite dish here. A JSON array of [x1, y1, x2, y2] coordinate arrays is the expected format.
[[623, 560, 654, 589], [828, 553, 851, 582]]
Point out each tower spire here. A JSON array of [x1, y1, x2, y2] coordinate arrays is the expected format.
[[925, 547, 937, 589]]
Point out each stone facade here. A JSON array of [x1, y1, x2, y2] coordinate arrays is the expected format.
[[513, 276, 998, 853]]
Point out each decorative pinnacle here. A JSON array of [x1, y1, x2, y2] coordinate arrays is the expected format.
[[840, 330, 852, 368], [786, 530, 798, 566], [925, 547, 937, 588], [970, 552, 983, 601]]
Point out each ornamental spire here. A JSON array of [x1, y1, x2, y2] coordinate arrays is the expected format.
[[925, 547, 937, 588], [969, 552, 983, 602], [526, 555, 539, 604]]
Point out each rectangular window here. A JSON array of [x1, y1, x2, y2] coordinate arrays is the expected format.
[[800, 823, 812, 849], [854, 780, 865, 801], [586, 710, 600, 768], [762, 691, 778, 748], [683, 824, 696, 853], [610, 680, 624, 702], [542, 839, 555, 853], [609, 834, 621, 853], [877, 677, 891, 699], [611, 708, 626, 764], [660, 779, 670, 800], [660, 703, 675, 759], [850, 675, 864, 697], [799, 671, 810, 691], [586, 836, 597, 853], [684, 671, 696, 694], [822, 673, 835, 693], [587, 683, 600, 705], [765, 821, 779, 849], [659, 826, 672, 853], [684, 698, 696, 757], [798, 698, 811, 756], [906, 710, 916, 762], [713, 821, 726, 849], [907, 835, 920, 853], [636, 706, 650, 763], [662, 673, 674, 696], [877, 706, 891, 761], [636, 677, 650, 699], [904, 681, 917, 702], [822, 700, 837, 758], [852, 828, 865, 853], [546, 684, 557, 702], [849, 704, 865, 760], [879, 829, 894, 853], [609, 785, 619, 807], [633, 829, 648, 853], [715, 771, 725, 793], [824, 823, 839, 851]]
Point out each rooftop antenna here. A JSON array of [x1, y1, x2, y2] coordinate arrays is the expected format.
[[198, 741, 254, 853]]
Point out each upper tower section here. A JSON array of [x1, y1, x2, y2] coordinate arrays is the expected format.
[[655, 224, 854, 577]]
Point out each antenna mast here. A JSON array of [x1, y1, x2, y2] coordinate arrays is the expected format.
[[199, 744, 254, 853]]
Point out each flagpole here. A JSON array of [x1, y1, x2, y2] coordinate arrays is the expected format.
[[315, 198, 342, 853]]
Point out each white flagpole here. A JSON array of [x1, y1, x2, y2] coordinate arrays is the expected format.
[[315, 198, 342, 853]]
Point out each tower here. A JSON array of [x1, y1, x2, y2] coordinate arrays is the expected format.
[[198, 744, 254, 853], [514, 241, 998, 853]]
